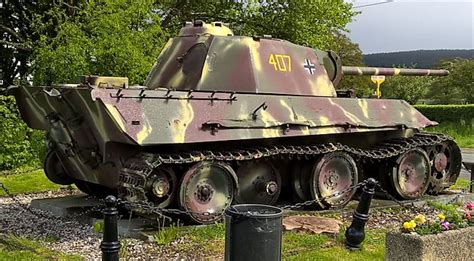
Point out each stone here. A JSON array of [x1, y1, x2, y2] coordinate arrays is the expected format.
[[385, 226, 474, 261], [30, 195, 159, 238], [283, 216, 342, 234], [30, 195, 100, 217]]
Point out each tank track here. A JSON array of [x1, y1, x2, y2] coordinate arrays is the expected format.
[[118, 132, 452, 212]]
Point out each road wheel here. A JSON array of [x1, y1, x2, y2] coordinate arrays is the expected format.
[[310, 152, 358, 209], [179, 162, 236, 224]]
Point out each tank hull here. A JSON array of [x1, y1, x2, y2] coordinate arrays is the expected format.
[[10, 85, 436, 188]]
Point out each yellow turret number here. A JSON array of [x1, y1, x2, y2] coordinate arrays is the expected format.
[[268, 54, 291, 72]]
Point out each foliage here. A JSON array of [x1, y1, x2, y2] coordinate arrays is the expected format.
[[0, 96, 44, 170], [0, 0, 84, 90], [416, 104, 474, 147], [382, 75, 435, 104], [425, 59, 474, 104], [331, 31, 371, 97], [364, 49, 473, 68], [92, 220, 104, 233], [401, 202, 473, 235], [414, 104, 474, 123], [32, 0, 168, 85], [449, 178, 471, 191], [154, 223, 183, 246], [31, 0, 357, 86]]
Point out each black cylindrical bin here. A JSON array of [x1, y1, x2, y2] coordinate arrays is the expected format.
[[225, 204, 283, 261]]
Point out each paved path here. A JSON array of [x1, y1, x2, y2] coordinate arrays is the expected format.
[[460, 148, 474, 180]]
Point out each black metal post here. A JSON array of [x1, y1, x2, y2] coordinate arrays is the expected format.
[[470, 165, 474, 193], [345, 178, 377, 250], [100, 195, 121, 261]]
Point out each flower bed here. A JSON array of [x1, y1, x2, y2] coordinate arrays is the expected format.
[[385, 202, 473, 260], [386, 226, 474, 260]]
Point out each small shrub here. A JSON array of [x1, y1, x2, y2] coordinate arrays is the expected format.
[[154, 224, 182, 246], [414, 104, 474, 123], [0, 95, 45, 170], [93, 220, 104, 233]]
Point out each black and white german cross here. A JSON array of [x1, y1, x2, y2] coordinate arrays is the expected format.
[[303, 59, 316, 75]]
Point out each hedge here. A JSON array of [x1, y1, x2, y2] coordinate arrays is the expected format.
[[0, 95, 45, 170], [414, 104, 474, 123]]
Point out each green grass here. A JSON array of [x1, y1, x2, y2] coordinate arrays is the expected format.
[[0, 234, 82, 260], [284, 229, 385, 260], [450, 178, 470, 190], [0, 169, 71, 196], [426, 121, 474, 148], [152, 222, 385, 260]]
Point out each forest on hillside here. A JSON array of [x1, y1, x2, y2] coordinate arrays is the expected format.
[[364, 49, 473, 68]]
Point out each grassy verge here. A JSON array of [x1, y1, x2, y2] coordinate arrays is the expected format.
[[426, 121, 473, 148], [0, 234, 82, 260], [153, 223, 385, 260], [450, 178, 470, 190], [0, 168, 71, 196]]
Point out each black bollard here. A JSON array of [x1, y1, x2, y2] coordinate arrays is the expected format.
[[345, 178, 377, 250], [100, 195, 121, 261]]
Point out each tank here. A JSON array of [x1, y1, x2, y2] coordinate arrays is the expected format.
[[8, 21, 462, 223]]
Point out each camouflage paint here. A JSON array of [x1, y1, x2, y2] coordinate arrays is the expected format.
[[8, 21, 449, 189]]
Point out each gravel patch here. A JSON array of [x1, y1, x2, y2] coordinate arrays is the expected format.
[[0, 191, 207, 259], [1, 190, 464, 259]]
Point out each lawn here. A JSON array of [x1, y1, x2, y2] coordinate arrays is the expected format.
[[0, 169, 71, 196], [152, 223, 386, 260], [426, 121, 474, 148], [0, 234, 81, 260]]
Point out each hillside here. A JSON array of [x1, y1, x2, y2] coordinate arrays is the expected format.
[[363, 49, 473, 68]]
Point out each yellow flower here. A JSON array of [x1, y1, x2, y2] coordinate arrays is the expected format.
[[414, 214, 426, 225], [437, 213, 446, 221], [403, 220, 417, 231]]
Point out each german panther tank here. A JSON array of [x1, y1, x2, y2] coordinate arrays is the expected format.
[[9, 21, 462, 223]]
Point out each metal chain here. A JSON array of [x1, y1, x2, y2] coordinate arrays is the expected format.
[[280, 180, 368, 210], [118, 133, 450, 216], [115, 179, 370, 220], [374, 183, 419, 213]]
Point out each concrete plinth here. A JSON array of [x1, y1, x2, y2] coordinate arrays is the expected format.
[[30, 195, 159, 238]]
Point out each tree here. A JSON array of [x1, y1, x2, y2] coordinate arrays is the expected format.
[[328, 31, 371, 97], [426, 59, 474, 104], [32, 0, 357, 85], [382, 76, 435, 104], [0, 0, 83, 90], [32, 0, 167, 85]]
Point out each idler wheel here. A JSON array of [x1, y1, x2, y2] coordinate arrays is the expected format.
[[146, 167, 177, 208], [390, 148, 430, 199], [44, 151, 73, 185], [310, 152, 358, 209], [179, 162, 236, 224], [235, 161, 281, 205], [426, 140, 462, 194]]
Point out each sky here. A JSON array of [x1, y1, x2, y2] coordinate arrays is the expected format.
[[347, 0, 474, 54]]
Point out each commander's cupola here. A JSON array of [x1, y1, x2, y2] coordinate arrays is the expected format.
[[178, 20, 234, 36]]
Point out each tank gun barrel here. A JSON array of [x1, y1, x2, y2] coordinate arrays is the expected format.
[[342, 66, 449, 76]]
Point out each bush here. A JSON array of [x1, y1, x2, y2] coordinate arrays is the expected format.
[[414, 104, 474, 123], [0, 95, 45, 170]]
